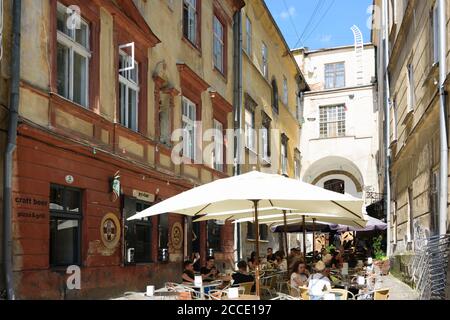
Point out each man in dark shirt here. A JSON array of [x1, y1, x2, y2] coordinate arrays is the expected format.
[[200, 257, 218, 281], [266, 247, 275, 262], [232, 261, 255, 285]]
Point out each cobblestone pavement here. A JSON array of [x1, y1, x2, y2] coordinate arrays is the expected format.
[[380, 275, 418, 300]]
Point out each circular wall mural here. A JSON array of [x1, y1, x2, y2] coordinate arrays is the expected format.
[[100, 213, 121, 249], [171, 222, 183, 250]]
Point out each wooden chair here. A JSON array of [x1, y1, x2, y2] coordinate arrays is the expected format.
[[374, 288, 390, 300], [299, 286, 310, 300], [239, 282, 254, 295]]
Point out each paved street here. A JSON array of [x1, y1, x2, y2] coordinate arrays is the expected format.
[[381, 275, 418, 300]]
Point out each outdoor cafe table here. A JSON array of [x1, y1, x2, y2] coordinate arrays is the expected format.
[[184, 281, 223, 300]]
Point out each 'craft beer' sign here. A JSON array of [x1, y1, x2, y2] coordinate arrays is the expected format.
[[15, 196, 49, 221]]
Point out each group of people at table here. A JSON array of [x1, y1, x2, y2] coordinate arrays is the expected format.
[[181, 246, 373, 300]]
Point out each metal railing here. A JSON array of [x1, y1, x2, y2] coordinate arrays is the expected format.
[[409, 234, 450, 300]]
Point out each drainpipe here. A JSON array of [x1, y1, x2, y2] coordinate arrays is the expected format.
[[3, 0, 21, 300], [382, 0, 391, 256], [232, 9, 243, 263], [438, 0, 448, 236]]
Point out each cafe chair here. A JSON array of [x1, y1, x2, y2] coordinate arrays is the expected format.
[[260, 275, 277, 298], [374, 288, 390, 300], [286, 283, 301, 299], [271, 293, 301, 300], [299, 286, 310, 300], [239, 282, 254, 295]]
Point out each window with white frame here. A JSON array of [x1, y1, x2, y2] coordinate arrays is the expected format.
[[324, 62, 345, 89], [245, 16, 252, 55], [183, 0, 198, 46], [406, 63, 415, 112], [319, 105, 346, 138], [213, 119, 224, 172], [262, 42, 268, 79], [119, 51, 139, 132], [56, 2, 90, 107], [283, 76, 288, 105], [245, 108, 255, 152], [182, 97, 196, 160], [213, 16, 224, 73]]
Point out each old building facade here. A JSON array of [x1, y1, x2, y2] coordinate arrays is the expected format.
[[293, 44, 379, 203], [237, 0, 309, 259], [0, 0, 248, 299], [373, 0, 450, 292], [0, 0, 308, 299]]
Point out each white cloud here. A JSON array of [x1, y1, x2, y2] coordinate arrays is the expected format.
[[320, 34, 332, 43], [280, 6, 296, 19]]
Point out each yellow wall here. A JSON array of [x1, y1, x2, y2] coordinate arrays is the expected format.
[[241, 0, 302, 177]]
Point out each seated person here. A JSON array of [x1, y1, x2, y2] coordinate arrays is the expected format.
[[247, 251, 257, 271], [274, 251, 288, 271], [330, 249, 343, 269], [307, 261, 332, 300], [290, 261, 309, 289], [266, 247, 276, 262], [200, 257, 218, 281], [191, 252, 201, 272], [232, 261, 255, 285], [182, 260, 196, 284], [348, 254, 358, 269], [322, 253, 333, 267]]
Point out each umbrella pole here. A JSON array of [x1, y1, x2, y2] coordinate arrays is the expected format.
[[252, 200, 261, 298], [302, 216, 307, 260], [313, 218, 316, 262], [283, 210, 289, 270]]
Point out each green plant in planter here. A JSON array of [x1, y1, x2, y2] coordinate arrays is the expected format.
[[373, 235, 387, 261]]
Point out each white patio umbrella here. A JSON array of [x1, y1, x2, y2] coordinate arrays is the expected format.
[[128, 171, 365, 296], [196, 211, 367, 259]]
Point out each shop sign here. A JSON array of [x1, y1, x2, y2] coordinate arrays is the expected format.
[[132, 190, 155, 203]]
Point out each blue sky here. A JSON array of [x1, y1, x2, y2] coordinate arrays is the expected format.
[[265, 0, 374, 50]]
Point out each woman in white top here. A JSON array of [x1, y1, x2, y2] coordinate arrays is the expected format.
[[290, 261, 309, 289], [308, 261, 332, 300]]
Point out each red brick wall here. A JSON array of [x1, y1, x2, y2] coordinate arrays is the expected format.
[[10, 132, 231, 299], [11, 126, 234, 299]]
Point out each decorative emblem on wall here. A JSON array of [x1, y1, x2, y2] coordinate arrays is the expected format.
[[100, 213, 121, 249], [171, 222, 183, 250]]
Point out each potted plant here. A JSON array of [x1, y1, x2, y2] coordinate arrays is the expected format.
[[373, 235, 390, 275]]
